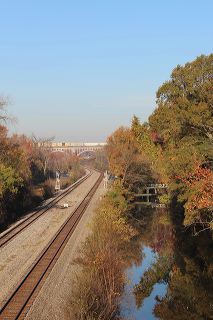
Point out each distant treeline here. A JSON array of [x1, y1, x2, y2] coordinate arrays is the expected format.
[[0, 105, 85, 229]]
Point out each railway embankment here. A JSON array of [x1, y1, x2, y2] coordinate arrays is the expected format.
[[0, 171, 100, 311], [66, 183, 134, 320], [24, 174, 106, 320]]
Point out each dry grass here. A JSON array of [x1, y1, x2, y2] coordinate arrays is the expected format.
[[68, 183, 135, 320]]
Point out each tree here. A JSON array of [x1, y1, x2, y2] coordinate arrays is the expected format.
[[31, 135, 54, 178], [177, 163, 213, 231], [0, 125, 29, 199], [131, 54, 213, 230], [48, 151, 79, 173], [150, 54, 213, 144], [0, 97, 9, 123], [106, 127, 138, 183], [0, 163, 22, 197], [131, 116, 168, 183]]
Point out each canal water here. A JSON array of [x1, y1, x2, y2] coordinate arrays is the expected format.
[[119, 206, 213, 320]]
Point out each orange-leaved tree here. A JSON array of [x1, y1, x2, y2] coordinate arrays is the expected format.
[[106, 127, 138, 184], [177, 163, 213, 231]]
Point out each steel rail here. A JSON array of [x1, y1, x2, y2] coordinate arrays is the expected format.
[[0, 172, 103, 319], [0, 171, 92, 249]]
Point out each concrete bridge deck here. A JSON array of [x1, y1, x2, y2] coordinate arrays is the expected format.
[[37, 142, 106, 155]]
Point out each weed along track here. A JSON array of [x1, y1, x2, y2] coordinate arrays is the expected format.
[[0, 171, 92, 249], [0, 172, 103, 320]]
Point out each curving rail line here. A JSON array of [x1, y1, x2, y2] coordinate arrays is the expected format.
[[0, 172, 103, 319], [0, 170, 92, 249]]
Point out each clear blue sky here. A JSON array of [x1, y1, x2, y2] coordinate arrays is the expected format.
[[1, 1, 212, 141]]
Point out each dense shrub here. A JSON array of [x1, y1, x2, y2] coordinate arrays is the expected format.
[[69, 183, 136, 320]]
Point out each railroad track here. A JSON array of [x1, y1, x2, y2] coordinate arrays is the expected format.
[[0, 170, 92, 249], [0, 172, 103, 319]]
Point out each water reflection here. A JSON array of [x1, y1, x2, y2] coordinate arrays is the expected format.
[[121, 246, 167, 320], [120, 206, 213, 320]]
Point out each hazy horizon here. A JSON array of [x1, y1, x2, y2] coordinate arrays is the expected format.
[[1, 1, 213, 141]]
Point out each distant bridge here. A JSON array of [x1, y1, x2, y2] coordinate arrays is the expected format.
[[38, 142, 106, 156]]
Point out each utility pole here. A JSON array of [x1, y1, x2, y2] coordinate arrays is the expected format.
[[55, 170, 60, 191], [104, 170, 109, 189]]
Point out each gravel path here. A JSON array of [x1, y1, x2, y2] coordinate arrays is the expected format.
[[25, 179, 106, 320], [0, 171, 100, 309]]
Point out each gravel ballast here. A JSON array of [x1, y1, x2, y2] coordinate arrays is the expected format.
[[24, 179, 106, 320], [0, 171, 100, 309]]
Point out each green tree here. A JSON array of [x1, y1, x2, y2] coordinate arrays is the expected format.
[[131, 54, 213, 230]]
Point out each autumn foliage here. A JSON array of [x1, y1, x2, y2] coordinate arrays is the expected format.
[[106, 127, 138, 182], [0, 102, 84, 229], [129, 54, 213, 231], [69, 184, 135, 319], [177, 163, 213, 226]]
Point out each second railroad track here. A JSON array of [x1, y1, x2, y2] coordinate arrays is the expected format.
[[0, 172, 103, 319], [0, 170, 92, 249]]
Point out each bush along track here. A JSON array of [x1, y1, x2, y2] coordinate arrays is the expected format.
[[68, 182, 139, 320]]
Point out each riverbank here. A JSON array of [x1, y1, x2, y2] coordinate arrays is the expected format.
[[68, 182, 138, 319], [120, 205, 213, 319], [67, 182, 213, 320]]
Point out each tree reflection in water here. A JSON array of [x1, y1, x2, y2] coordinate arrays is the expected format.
[[124, 206, 213, 319]]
